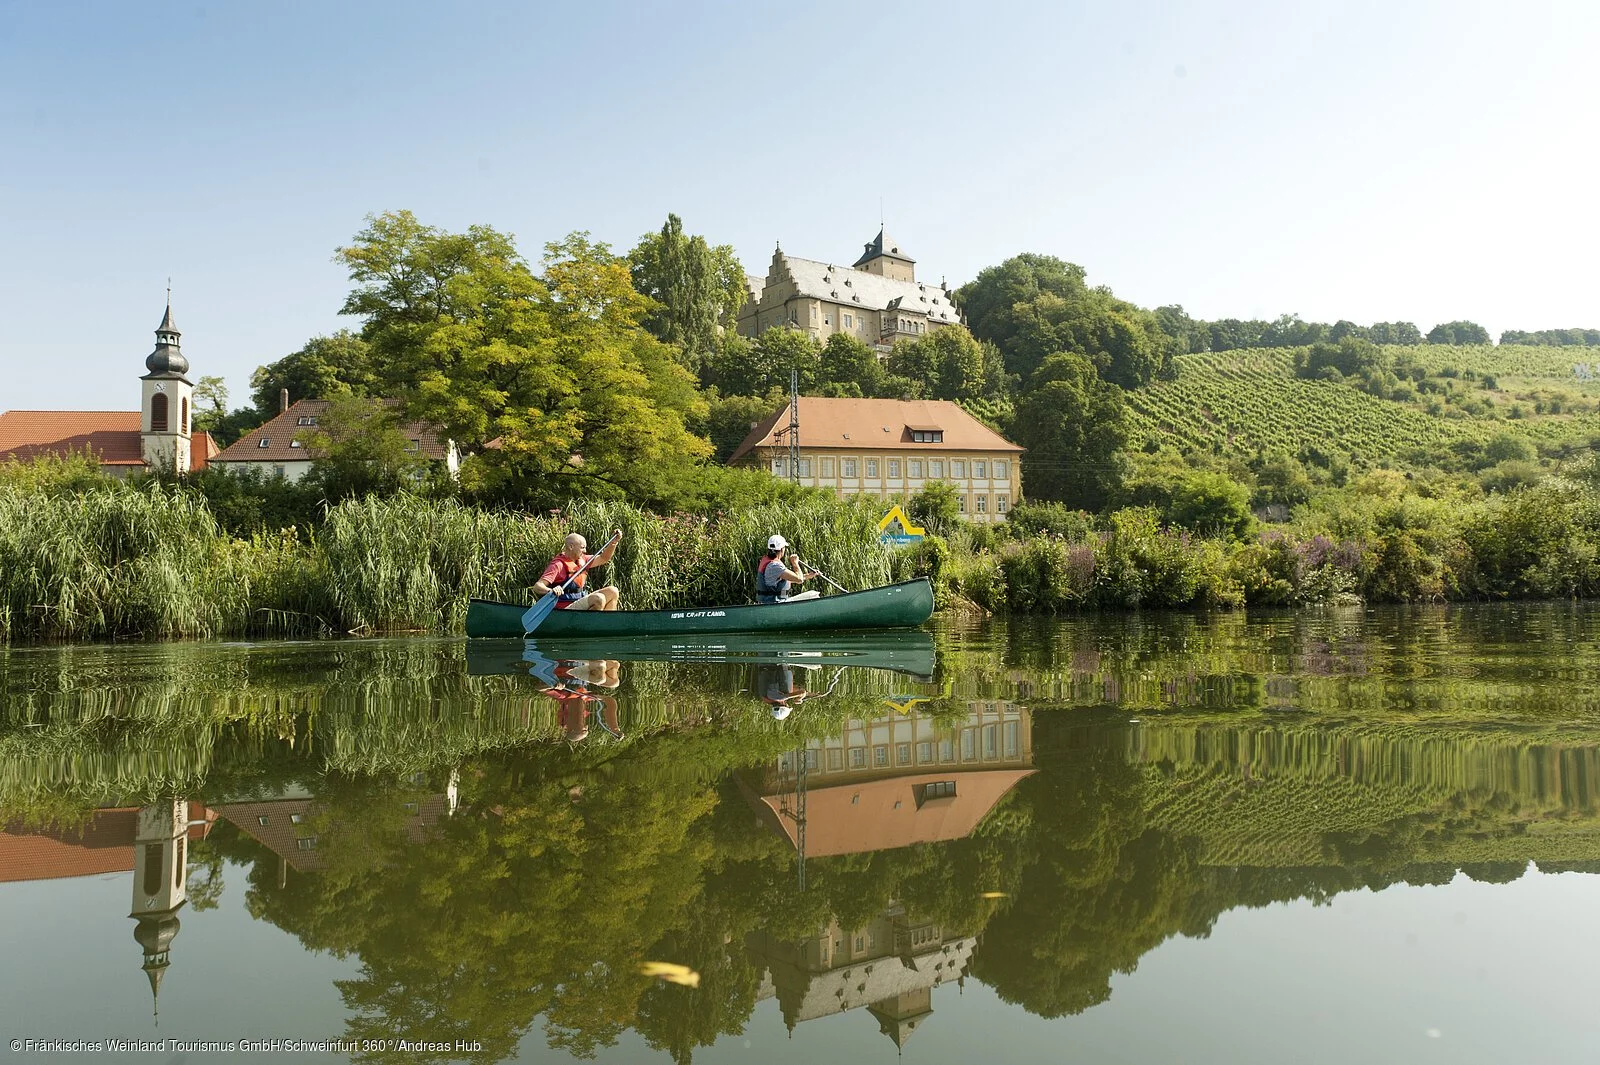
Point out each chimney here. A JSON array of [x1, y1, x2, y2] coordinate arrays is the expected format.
[[280, 388, 289, 414]]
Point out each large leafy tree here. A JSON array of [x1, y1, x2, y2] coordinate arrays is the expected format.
[[1426, 320, 1491, 345], [334, 211, 709, 509], [1011, 352, 1131, 509], [249, 331, 376, 416], [627, 214, 747, 367], [886, 325, 989, 400], [956, 254, 1171, 387]]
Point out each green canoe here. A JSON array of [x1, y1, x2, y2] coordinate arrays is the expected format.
[[465, 578, 934, 639], [466, 629, 936, 679]]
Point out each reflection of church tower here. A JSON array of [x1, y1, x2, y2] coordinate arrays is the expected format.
[[869, 987, 933, 1050], [130, 801, 189, 1020], [140, 298, 193, 474]]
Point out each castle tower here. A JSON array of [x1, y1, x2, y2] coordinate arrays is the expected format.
[[130, 800, 189, 1020], [140, 299, 193, 474], [852, 227, 916, 283]]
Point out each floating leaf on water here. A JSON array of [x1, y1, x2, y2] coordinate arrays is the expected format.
[[639, 961, 701, 987]]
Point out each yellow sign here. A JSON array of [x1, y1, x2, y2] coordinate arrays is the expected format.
[[877, 505, 925, 544], [883, 697, 928, 715]]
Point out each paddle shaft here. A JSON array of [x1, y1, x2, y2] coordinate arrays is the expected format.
[[522, 532, 622, 634], [797, 558, 850, 595]]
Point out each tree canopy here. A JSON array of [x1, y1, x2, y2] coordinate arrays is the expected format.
[[1010, 352, 1131, 509], [627, 214, 747, 367]]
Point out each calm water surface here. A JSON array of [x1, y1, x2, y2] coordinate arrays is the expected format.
[[2, 605, 1598, 1063]]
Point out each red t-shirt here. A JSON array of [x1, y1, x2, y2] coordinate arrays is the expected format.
[[540, 554, 588, 608]]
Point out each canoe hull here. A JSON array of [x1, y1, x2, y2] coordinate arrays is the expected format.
[[465, 578, 934, 639]]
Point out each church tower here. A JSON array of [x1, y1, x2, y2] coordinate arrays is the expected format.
[[130, 800, 189, 1021], [140, 299, 193, 474], [852, 228, 916, 283]]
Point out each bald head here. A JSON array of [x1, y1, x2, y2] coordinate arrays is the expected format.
[[564, 533, 587, 558]]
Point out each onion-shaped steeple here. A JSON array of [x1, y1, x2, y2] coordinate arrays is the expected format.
[[144, 300, 190, 378]]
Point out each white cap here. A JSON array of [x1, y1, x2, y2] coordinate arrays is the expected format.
[[767, 534, 787, 552], [770, 705, 793, 721]]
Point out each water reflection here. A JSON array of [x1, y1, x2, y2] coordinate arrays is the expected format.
[[2, 606, 1600, 1061]]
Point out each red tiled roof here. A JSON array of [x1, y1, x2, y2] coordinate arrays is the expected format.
[[0, 411, 145, 465], [729, 398, 1021, 463], [0, 412, 220, 472], [211, 399, 452, 463], [0, 806, 216, 883]]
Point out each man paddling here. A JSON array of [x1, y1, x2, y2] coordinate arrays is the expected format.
[[533, 530, 623, 611], [755, 534, 821, 604]]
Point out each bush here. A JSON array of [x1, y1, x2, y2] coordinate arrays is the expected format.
[[1004, 501, 1094, 541]]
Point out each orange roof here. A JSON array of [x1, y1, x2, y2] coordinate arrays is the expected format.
[[0, 806, 215, 883], [0, 412, 219, 472], [754, 769, 1034, 857], [0, 410, 145, 464], [211, 398, 452, 463], [728, 398, 1021, 463]]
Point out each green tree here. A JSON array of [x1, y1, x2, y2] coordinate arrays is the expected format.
[[1207, 318, 1269, 352], [956, 254, 1170, 387], [249, 331, 375, 416], [1370, 321, 1424, 345], [886, 325, 988, 400], [817, 332, 890, 397], [1294, 337, 1390, 379], [1426, 320, 1491, 345], [1164, 469, 1254, 539], [700, 390, 785, 463], [909, 480, 963, 535], [335, 212, 710, 510], [1153, 305, 1208, 354], [628, 214, 747, 366], [703, 328, 821, 398], [1010, 353, 1130, 509], [299, 395, 431, 500]]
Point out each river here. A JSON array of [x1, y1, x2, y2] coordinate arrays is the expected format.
[[2, 604, 1597, 1063]]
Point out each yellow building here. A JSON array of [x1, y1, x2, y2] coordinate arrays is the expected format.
[[737, 229, 960, 352], [729, 397, 1024, 522]]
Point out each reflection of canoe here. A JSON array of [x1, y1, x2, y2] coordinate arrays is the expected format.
[[466, 629, 937, 680], [465, 578, 935, 639]]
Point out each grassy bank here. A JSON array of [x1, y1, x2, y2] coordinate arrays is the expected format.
[[6, 470, 1600, 642]]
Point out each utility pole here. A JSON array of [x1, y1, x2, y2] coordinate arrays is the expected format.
[[788, 367, 800, 486]]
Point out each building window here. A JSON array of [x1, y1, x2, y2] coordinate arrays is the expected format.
[[290, 813, 305, 825], [866, 458, 879, 478], [910, 429, 944, 444], [939, 739, 955, 761], [822, 457, 836, 477], [844, 313, 853, 328], [929, 460, 943, 478], [855, 936, 865, 952], [1004, 720, 1021, 757], [296, 837, 317, 851], [849, 747, 866, 768], [296, 416, 316, 426], [773, 458, 786, 476], [181, 397, 189, 431], [957, 495, 966, 513], [974, 460, 987, 478], [797, 458, 812, 477], [976, 495, 987, 513], [843, 458, 858, 478], [888, 459, 901, 478], [827, 748, 843, 771], [272, 465, 285, 478], [917, 741, 933, 762], [951, 460, 966, 479], [997, 495, 1008, 513], [258, 438, 270, 448], [896, 742, 911, 765], [406, 439, 420, 452], [984, 725, 999, 758], [995, 460, 1008, 479], [805, 749, 820, 770], [874, 746, 889, 767], [257, 816, 269, 826], [909, 460, 923, 478], [918, 780, 957, 805], [962, 730, 976, 759], [150, 393, 169, 432]]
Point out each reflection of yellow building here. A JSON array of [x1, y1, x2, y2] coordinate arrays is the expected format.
[[748, 902, 976, 1049], [745, 702, 1033, 858]]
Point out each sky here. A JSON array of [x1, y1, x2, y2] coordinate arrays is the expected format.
[[1, 0, 1597, 412]]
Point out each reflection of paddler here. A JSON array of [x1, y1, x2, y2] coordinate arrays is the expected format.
[[757, 663, 810, 721], [538, 659, 623, 740]]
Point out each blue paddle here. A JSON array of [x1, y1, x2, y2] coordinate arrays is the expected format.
[[521, 531, 622, 635]]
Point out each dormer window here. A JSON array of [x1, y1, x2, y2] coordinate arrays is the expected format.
[[296, 416, 316, 426], [909, 429, 944, 444], [258, 437, 270, 448], [406, 439, 421, 452]]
